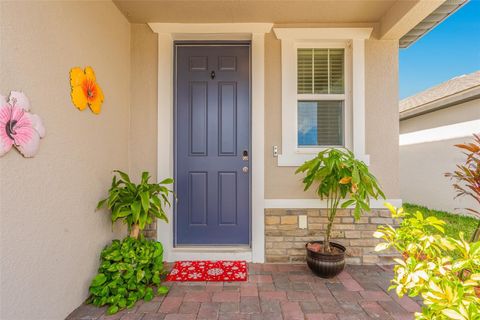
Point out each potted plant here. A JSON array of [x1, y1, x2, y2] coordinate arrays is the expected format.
[[295, 148, 384, 278], [97, 170, 174, 239]]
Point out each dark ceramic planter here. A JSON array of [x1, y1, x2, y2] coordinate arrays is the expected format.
[[305, 241, 346, 278]]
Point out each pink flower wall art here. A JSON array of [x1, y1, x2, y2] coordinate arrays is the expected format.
[[0, 91, 45, 158]]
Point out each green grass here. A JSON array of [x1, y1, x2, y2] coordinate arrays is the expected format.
[[403, 203, 479, 240]]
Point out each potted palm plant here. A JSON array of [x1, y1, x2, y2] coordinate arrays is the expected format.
[[295, 148, 384, 278], [97, 170, 174, 238]]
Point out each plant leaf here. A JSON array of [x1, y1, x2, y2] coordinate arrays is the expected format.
[[159, 178, 174, 185], [91, 273, 107, 287], [131, 201, 141, 223], [442, 309, 466, 320], [140, 192, 150, 213], [157, 286, 169, 295], [107, 305, 119, 315]]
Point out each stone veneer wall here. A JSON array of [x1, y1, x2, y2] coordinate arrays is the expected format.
[[265, 208, 399, 264], [143, 221, 157, 240]]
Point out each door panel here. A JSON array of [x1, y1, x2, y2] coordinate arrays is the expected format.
[[219, 82, 237, 156], [218, 171, 237, 225], [189, 82, 208, 156], [188, 172, 208, 225], [175, 44, 250, 245]]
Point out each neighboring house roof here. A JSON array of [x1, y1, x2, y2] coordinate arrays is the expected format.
[[399, 70, 480, 120], [400, 0, 468, 48]]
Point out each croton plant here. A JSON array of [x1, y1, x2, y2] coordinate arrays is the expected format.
[[374, 204, 480, 320], [445, 133, 480, 242]]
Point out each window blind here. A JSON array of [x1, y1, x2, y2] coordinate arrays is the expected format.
[[297, 49, 313, 94], [297, 48, 344, 94], [329, 49, 344, 94], [298, 100, 344, 146]]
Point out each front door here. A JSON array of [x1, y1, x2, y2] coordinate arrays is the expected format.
[[175, 44, 250, 245]]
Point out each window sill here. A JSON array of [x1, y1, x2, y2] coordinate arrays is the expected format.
[[296, 146, 343, 154]]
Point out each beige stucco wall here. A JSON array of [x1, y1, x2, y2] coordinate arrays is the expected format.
[[364, 39, 400, 198], [129, 24, 158, 178], [400, 99, 480, 213], [0, 2, 130, 319], [128, 27, 400, 199]]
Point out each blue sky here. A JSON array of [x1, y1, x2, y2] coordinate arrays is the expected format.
[[399, 0, 480, 99]]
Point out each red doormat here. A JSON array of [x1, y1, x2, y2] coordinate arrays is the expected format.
[[166, 260, 248, 282]]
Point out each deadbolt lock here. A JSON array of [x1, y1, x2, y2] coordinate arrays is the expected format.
[[242, 149, 249, 161]]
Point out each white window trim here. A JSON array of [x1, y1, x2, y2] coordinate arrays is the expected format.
[[148, 23, 272, 263], [273, 28, 372, 166]]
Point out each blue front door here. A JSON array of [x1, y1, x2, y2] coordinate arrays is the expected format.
[[175, 44, 250, 245]]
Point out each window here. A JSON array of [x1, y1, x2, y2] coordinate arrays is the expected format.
[[298, 100, 344, 146], [297, 48, 345, 147], [273, 27, 371, 166]]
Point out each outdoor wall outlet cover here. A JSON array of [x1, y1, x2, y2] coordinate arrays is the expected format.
[[299, 215, 307, 229]]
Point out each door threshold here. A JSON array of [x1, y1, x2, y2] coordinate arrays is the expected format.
[[173, 246, 251, 252], [168, 246, 252, 262]]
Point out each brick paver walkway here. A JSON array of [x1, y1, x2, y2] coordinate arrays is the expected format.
[[68, 264, 421, 320]]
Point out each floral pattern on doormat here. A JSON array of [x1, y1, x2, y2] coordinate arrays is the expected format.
[[166, 260, 247, 282]]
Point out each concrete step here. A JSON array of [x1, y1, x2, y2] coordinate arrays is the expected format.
[[376, 252, 402, 265]]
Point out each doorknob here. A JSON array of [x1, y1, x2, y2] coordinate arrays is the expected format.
[[242, 166, 249, 173]]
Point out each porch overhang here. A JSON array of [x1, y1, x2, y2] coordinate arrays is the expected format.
[[115, 0, 459, 45]]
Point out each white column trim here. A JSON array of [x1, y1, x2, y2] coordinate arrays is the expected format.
[[150, 23, 271, 263], [251, 33, 266, 262], [265, 199, 402, 209], [273, 27, 373, 40], [156, 33, 174, 261], [149, 23, 273, 36]]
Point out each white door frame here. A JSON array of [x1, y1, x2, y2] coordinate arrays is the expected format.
[[148, 23, 272, 262]]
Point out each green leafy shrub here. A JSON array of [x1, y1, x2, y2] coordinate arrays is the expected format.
[[375, 204, 480, 320], [88, 237, 169, 315], [97, 170, 174, 239]]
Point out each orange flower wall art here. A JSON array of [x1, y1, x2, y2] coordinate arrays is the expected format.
[[69, 66, 104, 114]]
